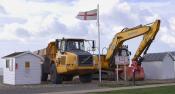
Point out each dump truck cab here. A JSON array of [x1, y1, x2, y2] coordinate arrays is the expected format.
[[57, 38, 93, 66], [49, 38, 97, 84]]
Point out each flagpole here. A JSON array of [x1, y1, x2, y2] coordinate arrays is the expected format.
[[97, 4, 101, 83]]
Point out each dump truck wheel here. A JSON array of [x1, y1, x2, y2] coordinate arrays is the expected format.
[[50, 64, 63, 84], [79, 74, 92, 83], [63, 75, 74, 81], [41, 73, 48, 81]]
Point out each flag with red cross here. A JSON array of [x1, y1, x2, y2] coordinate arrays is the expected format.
[[76, 9, 97, 20]]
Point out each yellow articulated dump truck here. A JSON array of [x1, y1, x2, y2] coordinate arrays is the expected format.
[[38, 38, 98, 84]]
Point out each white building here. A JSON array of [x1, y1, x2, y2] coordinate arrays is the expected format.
[[142, 52, 175, 80], [2, 51, 43, 85]]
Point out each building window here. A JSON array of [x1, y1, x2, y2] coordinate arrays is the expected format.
[[6, 59, 10, 68], [6, 59, 13, 71], [9, 59, 13, 71], [25, 61, 30, 69]]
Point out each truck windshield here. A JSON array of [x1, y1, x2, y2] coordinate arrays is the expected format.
[[67, 41, 85, 51]]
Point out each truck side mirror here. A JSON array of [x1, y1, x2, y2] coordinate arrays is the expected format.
[[60, 40, 65, 54], [92, 40, 96, 50], [60, 48, 65, 54]]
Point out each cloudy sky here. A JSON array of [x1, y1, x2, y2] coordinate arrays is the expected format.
[[0, 0, 174, 67]]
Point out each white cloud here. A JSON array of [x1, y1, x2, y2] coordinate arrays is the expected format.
[[159, 18, 175, 47], [0, 5, 6, 14], [0, 0, 122, 42], [117, 1, 131, 12], [0, 0, 67, 17], [0, 23, 20, 40], [0, 0, 174, 57], [160, 34, 175, 47], [169, 17, 175, 31]]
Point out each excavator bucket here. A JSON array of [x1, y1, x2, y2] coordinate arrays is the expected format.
[[126, 66, 144, 81]]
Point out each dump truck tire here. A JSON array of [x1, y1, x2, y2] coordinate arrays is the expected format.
[[41, 73, 48, 81], [79, 74, 92, 83], [50, 64, 63, 84], [63, 75, 74, 81]]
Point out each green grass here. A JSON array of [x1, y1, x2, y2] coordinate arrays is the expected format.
[[91, 85, 175, 94]]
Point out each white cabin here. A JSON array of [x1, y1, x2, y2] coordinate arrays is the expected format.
[[142, 52, 175, 80], [2, 51, 43, 85]]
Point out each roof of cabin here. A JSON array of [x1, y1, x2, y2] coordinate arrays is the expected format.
[[143, 52, 175, 62]]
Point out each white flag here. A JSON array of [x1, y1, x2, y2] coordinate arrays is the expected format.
[[76, 9, 97, 20]]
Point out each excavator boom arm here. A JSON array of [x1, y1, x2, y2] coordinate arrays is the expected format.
[[132, 20, 160, 61], [106, 20, 160, 62]]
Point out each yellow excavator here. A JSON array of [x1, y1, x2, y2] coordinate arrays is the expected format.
[[95, 19, 160, 80]]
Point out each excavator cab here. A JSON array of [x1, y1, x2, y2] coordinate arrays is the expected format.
[[115, 45, 130, 63]]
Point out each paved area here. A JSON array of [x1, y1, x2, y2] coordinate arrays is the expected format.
[[0, 82, 103, 94], [1, 75, 175, 94], [0, 76, 103, 94]]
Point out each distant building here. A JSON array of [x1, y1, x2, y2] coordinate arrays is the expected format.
[[142, 52, 175, 80], [33, 48, 46, 56], [2, 51, 43, 85]]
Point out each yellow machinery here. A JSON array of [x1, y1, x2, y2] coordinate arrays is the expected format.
[[41, 39, 97, 84], [94, 19, 160, 80], [38, 19, 160, 84]]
